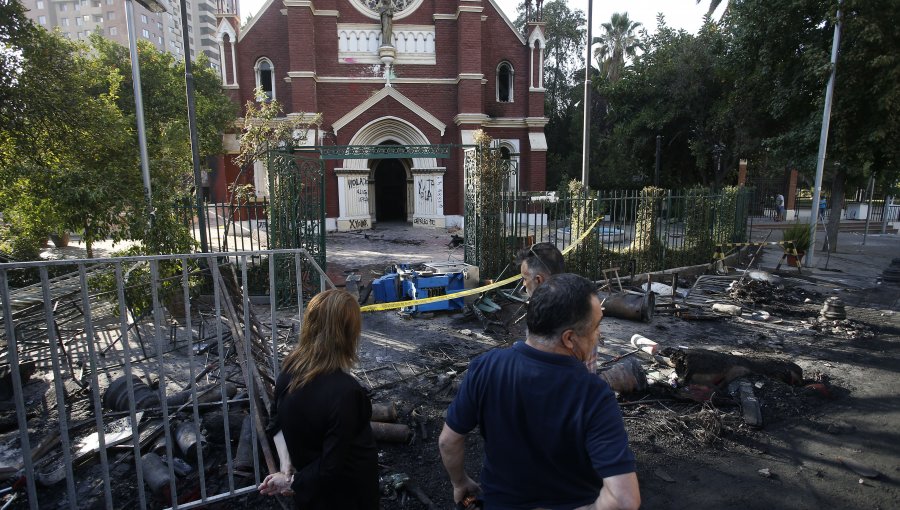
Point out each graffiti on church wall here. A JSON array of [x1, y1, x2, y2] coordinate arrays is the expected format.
[[348, 218, 369, 230], [348, 177, 369, 201], [418, 179, 434, 202], [345, 176, 370, 216], [413, 217, 436, 226], [414, 175, 442, 217]]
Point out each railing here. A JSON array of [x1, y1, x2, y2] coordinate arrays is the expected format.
[[0, 249, 332, 510], [177, 200, 271, 253], [492, 187, 752, 280]]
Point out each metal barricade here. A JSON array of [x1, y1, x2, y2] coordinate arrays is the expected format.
[[0, 249, 333, 510]]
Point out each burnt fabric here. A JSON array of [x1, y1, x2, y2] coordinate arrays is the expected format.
[[446, 341, 636, 510], [272, 370, 379, 510]]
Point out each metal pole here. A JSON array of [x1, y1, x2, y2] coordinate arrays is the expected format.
[[179, 0, 209, 253], [807, 1, 842, 266], [124, 0, 154, 220], [882, 195, 893, 234], [654, 135, 662, 186], [581, 0, 593, 188], [862, 173, 875, 245]]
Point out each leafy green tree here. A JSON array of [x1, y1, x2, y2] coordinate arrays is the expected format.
[[724, 0, 900, 249], [0, 26, 134, 259], [0, 0, 33, 128], [593, 12, 643, 82], [91, 35, 236, 214], [0, 22, 237, 260], [596, 16, 735, 188]]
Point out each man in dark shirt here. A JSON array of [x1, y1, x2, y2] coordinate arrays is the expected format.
[[439, 274, 640, 510]]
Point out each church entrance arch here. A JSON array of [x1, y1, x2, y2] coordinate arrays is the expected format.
[[334, 116, 446, 231]]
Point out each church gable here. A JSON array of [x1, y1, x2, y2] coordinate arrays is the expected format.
[[332, 86, 446, 136]]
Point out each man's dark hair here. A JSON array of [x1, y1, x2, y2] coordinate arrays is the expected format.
[[515, 242, 565, 276], [526, 273, 597, 340]]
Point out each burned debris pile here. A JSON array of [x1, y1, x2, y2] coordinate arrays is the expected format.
[[0, 262, 303, 509]]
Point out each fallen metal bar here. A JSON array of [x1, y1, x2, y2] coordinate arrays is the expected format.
[[149, 260, 180, 509], [210, 261, 237, 496], [40, 267, 78, 509], [79, 264, 114, 509], [0, 270, 38, 510], [114, 262, 149, 510], [182, 258, 208, 502]]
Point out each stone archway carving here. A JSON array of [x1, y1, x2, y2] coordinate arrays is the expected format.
[[334, 116, 446, 231]]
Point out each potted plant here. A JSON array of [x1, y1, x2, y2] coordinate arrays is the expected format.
[[782, 222, 811, 265]]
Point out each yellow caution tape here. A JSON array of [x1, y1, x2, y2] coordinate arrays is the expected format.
[[360, 217, 603, 313], [360, 274, 522, 312], [562, 217, 602, 256]]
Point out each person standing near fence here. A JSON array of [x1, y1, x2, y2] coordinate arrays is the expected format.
[[819, 196, 828, 220], [775, 194, 785, 222], [258, 290, 379, 509]]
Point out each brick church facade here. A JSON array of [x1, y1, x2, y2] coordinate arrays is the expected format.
[[213, 0, 548, 231]]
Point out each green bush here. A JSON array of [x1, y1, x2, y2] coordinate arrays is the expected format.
[[781, 222, 811, 253]]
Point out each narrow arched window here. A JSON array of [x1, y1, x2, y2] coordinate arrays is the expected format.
[[255, 58, 275, 101], [497, 61, 513, 102]]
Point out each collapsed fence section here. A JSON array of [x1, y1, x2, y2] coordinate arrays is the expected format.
[[0, 249, 333, 510], [475, 185, 752, 281]]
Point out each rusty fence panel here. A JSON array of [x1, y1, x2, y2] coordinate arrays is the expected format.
[[0, 249, 333, 510]]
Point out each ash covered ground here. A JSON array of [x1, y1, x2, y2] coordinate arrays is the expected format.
[[2, 225, 898, 509]]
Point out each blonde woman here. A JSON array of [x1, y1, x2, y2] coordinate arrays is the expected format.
[[258, 290, 379, 509]]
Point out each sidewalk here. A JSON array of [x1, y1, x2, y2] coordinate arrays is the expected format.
[[748, 228, 900, 316]]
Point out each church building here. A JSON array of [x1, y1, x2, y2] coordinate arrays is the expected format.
[[213, 0, 548, 231]]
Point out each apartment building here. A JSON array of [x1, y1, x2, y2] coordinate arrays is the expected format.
[[22, 0, 224, 70]]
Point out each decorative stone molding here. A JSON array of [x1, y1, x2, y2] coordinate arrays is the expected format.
[[453, 113, 490, 126], [337, 24, 436, 65], [346, 0, 424, 21], [528, 132, 548, 151], [332, 87, 446, 136]]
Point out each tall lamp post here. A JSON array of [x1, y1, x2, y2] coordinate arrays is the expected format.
[[177, 0, 209, 253], [581, 0, 593, 188], [124, 0, 209, 252], [124, 0, 166, 223]]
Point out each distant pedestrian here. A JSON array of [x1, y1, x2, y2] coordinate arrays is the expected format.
[[819, 196, 827, 220], [775, 194, 785, 222]]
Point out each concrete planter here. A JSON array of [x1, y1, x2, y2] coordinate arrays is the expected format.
[[49, 232, 70, 248]]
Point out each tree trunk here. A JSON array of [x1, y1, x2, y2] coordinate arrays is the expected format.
[[84, 223, 94, 259], [826, 167, 846, 253]]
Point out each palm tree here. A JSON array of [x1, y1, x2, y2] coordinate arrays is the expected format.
[[697, 0, 729, 18], [592, 12, 642, 82]]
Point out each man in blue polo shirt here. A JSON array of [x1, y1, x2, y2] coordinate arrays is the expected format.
[[438, 274, 640, 510]]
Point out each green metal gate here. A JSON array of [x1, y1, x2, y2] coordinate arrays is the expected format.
[[267, 147, 326, 305], [463, 146, 519, 281]]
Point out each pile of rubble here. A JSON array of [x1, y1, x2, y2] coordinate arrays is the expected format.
[[726, 276, 819, 306]]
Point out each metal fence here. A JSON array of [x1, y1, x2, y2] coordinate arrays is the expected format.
[[177, 200, 271, 254], [0, 249, 332, 510], [488, 187, 752, 280]]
